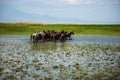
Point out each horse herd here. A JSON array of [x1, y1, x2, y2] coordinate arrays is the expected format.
[[30, 30, 74, 43]]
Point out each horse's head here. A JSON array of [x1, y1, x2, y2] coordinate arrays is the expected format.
[[70, 31, 74, 35]]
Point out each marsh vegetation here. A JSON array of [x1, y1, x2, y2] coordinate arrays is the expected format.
[[0, 23, 120, 35]]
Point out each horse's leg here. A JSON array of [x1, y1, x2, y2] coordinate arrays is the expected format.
[[70, 34, 73, 40], [35, 36, 37, 42], [54, 37, 56, 42], [55, 36, 57, 42], [33, 36, 35, 43], [53, 35, 57, 42], [31, 36, 34, 43], [41, 35, 45, 42], [33, 35, 37, 43], [61, 36, 64, 42], [63, 36, 65, 41], [68, 35, 71, 40], [69, 36, 72, 40], [36, 34, 39, 42], [60, 36, 62, 42], [39, 35, 42, 42]]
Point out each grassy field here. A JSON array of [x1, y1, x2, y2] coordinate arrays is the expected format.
[[0, 23, 120, 35]]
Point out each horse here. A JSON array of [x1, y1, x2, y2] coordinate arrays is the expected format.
[[39, 31, 46, 42], [45, 30, 51, 41], [59, 32, 66, 42], [30, 32, 37, 43], [30, 32, 42, 43], [66, 31, 74, 40], [52, 32, 61, 42], [39, 30, 51, 42]]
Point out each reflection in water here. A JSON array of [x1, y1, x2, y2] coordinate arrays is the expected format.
[[30, 42, 70, 52], [30, 42, 57, 51]]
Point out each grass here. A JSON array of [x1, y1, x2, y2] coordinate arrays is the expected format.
[[0, 23, 120, 35]]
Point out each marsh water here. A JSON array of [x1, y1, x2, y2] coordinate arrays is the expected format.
[[0, 35, 120, 80]]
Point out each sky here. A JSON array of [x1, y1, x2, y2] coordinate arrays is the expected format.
[[0, 0, 120, 24]]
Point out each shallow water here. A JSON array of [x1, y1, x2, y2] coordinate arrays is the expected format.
[[0, 35, 120, 80]]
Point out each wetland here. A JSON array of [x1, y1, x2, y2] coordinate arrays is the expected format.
[[0, 35, 120, 80]]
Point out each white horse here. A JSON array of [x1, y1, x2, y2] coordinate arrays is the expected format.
[[30, 32, 43, 43], [30, 32, 37, 42]]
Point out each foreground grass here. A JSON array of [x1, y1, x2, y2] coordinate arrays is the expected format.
[[0, 23, 120, 35]]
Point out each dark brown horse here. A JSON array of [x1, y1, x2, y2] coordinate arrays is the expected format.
[[59, 31, 67, 42], [66, 31, 74, 40], [52, 32, 61, 42], [43, 30, 51, 41]]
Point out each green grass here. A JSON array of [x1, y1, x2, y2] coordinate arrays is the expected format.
[[0, 23, 120, 35]]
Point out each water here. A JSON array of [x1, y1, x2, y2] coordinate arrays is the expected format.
[[0, 35, 120, 80], [0, 35, 120, 44]]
